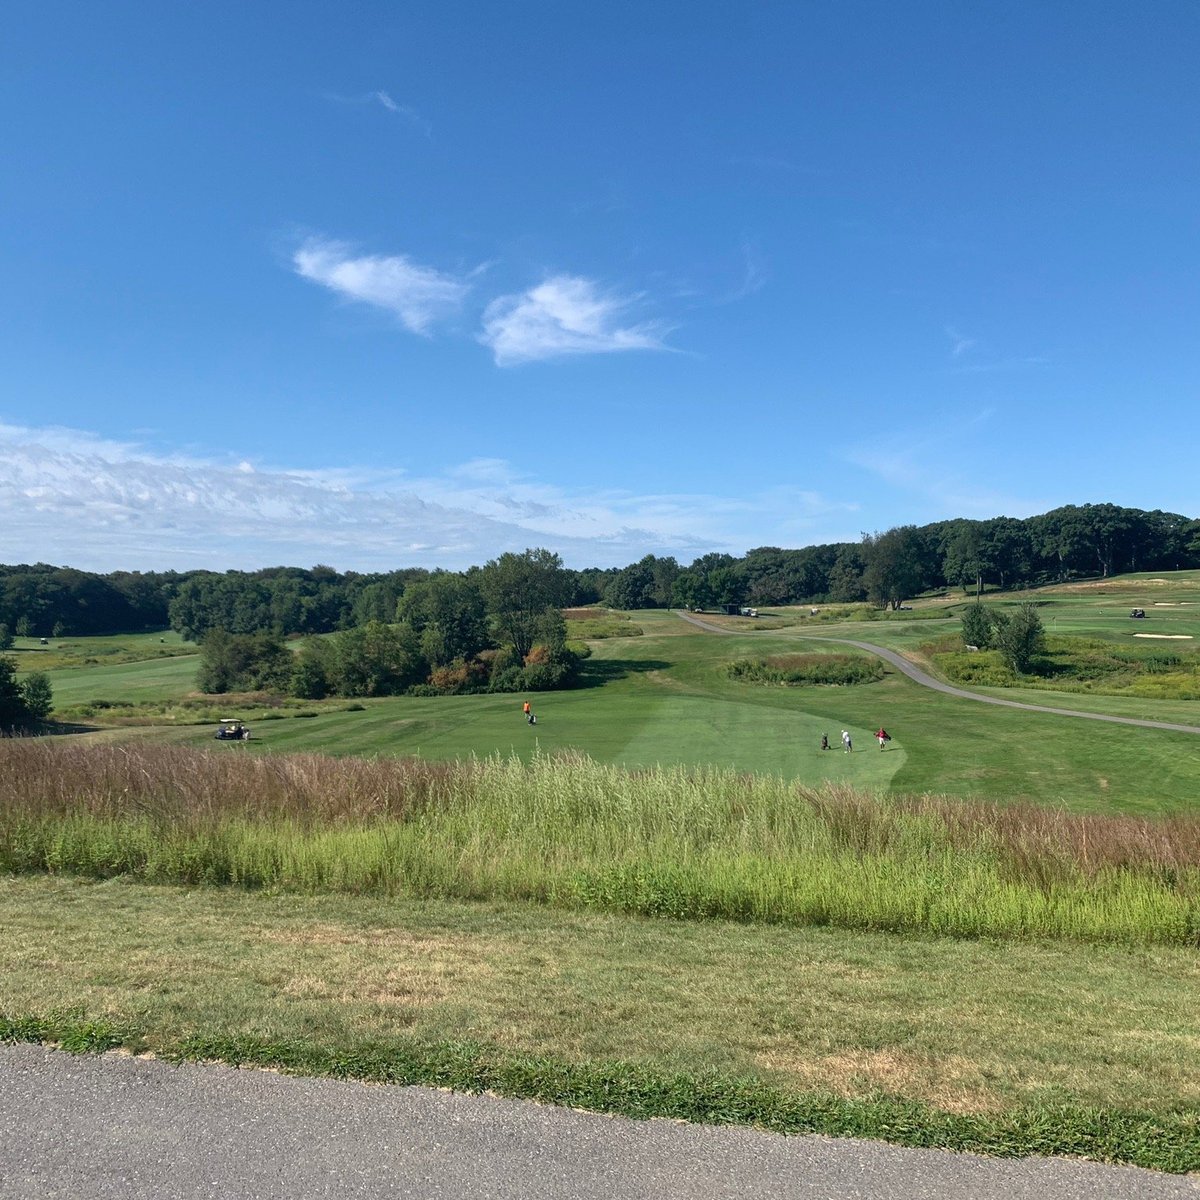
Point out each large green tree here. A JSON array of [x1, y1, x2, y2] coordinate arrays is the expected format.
[[480, 549, 573, 661], [328, 620, 424, 697], [0, 657, 38, 728], [398, 573, 490, 666], [197, 630, 293, 694], [861, 527, 925, 609]]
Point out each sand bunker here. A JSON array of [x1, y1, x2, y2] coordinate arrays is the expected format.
[[1133, 633, 1193, 639]]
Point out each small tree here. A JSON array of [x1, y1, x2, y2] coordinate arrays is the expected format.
[[994, 603, 1045, 674], [20, 672, 53, 721], [960, 603, 994, 649], [0, 657, 29, 727], [0, 624, 12, 651], [290, 638, 335, 699]]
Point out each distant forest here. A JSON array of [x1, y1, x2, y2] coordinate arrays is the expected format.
[[2, 503, 1198, 640]]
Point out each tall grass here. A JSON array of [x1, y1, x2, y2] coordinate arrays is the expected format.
[[4, 741, 1200, 944]]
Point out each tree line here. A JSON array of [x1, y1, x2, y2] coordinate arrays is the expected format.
[[1, 504, 1197, 643], [196, 549, 586, 698]]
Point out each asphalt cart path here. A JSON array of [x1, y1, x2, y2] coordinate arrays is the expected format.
[[674, 611, 1200, 735], [2, 1046, 1194, 1200]]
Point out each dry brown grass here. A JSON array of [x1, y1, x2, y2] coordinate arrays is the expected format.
[[7, 739, 1200, 889], [755, 1047, 1004, 1114]]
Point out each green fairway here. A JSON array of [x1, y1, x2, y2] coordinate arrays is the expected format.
[[23, 570, 1200, 812], [37, 653, 201, 707]]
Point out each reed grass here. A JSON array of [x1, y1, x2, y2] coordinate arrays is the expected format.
[[4, 741, 1200, 944]]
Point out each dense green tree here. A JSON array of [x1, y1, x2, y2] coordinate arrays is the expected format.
[[398, 573, 490, 665], [826, 546, 866, 602], [0, 658, 34, 728], [861, 527, 925, 609], [941, 521, 988, 594], [671, 569, 712, 610], [960, 602, 994, 649], [328, 621, 424, 696], [979, 517, 1034, 590], [0, 624, 11, 651], [480, 549, 573, 661], [19, 672, 53, 721], [197, 630, 293, 694], [290, 639, 335, 699], [605, 555, 681, 610], [993, 603, 1045, 674]]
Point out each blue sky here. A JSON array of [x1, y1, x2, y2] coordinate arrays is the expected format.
[[2, 1, 1197, 572]]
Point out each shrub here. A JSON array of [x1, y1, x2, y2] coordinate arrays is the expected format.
[[960, 602, 994, 649], [727, 654, 884, 687]]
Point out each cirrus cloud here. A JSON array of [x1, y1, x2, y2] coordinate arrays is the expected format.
[[479, 275, 671, 366], [293, 237, 470, 335]]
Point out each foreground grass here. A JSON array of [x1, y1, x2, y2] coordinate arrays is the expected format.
[[6, 742, 1200, 945], [2, 877, 1198, 1171]]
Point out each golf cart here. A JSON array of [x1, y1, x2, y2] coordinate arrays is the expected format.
[[214, 718, 251, 741]]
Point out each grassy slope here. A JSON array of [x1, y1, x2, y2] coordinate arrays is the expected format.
[[4, 876, 1198, 1117]]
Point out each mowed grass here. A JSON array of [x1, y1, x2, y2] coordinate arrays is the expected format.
[[9, 629, 194, 671], [33, 653, 200, 707], [4, 875, 1198, 1116], [36, 605, 1199, 812], [19, 570, 1200, 811]]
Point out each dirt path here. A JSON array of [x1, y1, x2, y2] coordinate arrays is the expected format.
[[674, 612, 1200, 736]]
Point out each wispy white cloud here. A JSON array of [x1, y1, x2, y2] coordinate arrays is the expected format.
[[293, 237, 470, 335], [371, 90, 432, 137], [480, 276, 670, 366], [944, 325, 977, 357], [322, 89, 432, 137], [843, 412, 1049, 520], [0, 423, 851, 572]]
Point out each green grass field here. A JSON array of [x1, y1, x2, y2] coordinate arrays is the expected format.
[[5, 876, 1200, 1170], [7, 572, 1200, 1168], [17, 571, 1200, 812]]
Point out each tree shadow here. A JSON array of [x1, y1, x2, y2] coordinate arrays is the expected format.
[[577, 658, 672, 689], [2, 720, 104, 737]]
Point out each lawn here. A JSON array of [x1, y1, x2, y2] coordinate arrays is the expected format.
[[9, 577, 1200, 1169], [4, 877, 1199, 1169], [13, 570, 1200, 812]]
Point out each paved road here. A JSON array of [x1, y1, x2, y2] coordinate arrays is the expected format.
[[675, 612, 1200, 735], [2, 1046, 1195, 1200]]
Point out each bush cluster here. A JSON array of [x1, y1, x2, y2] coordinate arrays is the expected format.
[[727, 653, 885, 686], [938, 631, 1200, 699]]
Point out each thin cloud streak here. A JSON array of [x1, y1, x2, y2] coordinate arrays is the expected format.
[[322, 89, 432, 136], [293, 237, 470, 334], [480, 276, 670, 366]]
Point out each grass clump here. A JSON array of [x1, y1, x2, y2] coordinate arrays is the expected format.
[[562, 608, 644, 639], [728, 653, 885, 687], [5, 741, 1200, 945]]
